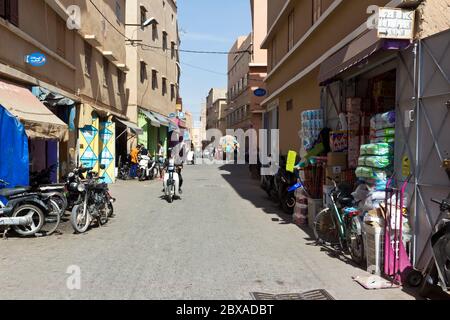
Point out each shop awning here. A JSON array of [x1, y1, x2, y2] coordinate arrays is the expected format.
[[150, 111, 170, 127], [140, 110, 161, 127], [116, 118, 143, 135], [0, 79, 68, 141], [318, 29, 409, 85]]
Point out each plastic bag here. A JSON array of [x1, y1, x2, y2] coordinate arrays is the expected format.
[[356, 167, 389, 180], [358, 156, 392, 169], [360, 143, 392, 156]]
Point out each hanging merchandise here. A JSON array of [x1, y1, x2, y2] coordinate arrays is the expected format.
[[301, 109, 324, 151]]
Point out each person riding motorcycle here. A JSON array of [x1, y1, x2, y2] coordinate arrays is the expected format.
[[162, 149, 183, 194]]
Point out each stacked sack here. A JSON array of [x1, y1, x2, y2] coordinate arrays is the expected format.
[[370, 111, 395, 144], [301, 109, 324, 151]]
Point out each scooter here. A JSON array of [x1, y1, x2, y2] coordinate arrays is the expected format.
[[0, 179, 53, 237], [138, 155, 159, 181], [163, 159, 180, 203]]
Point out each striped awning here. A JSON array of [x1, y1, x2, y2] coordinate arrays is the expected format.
[[140, 110, 161, 127], [150, 111, 170, 127]]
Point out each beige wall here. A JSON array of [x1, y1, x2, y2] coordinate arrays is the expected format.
[[206, 88, 227, 130], [125, 0, 179, 122], [416, 0, 450, 39]]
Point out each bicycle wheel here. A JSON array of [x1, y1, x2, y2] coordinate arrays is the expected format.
[[313, 208, 340, 246], [12, 204, 45, 237], [37, 199, 61, 237]]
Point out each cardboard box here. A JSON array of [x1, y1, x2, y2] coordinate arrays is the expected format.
[[346, 98, 362, 112], [327, 152, 348, 168], [330, 131, 348, 152], [326, 166, 345, 183]]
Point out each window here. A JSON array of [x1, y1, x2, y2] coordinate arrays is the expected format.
[[56, 18, 65, 58], [170, 84, 175, 101], [103, 57, 109, 86], [151, 70, 158, 89], [286, 99, 293, 111], [140, 61, 147, 83], [152, 24, 158, 41], [162, 78, 167, 96], [171, 41, 175, 59], [313, 0, 322, 24], [288, 10, 294, 51], [140, 6, 147, 28], [117, 70, 125, 93], [84, 42, 92, 76], [0, 0, 19, 26], [115, 1, 122, 24], [162, 31, 168, 51]]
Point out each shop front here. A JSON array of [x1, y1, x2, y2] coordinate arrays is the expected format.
[[0, 79, 68, 186], [293, 28, 450, 286], [78, 104, 116, 184], [114, 117, 143, 169], [138, 109, 173, 157]]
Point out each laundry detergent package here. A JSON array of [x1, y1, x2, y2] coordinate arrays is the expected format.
[[358, 156, 392, 169], [370, 111, 396, 130], [356, 167, 389, 180], [371, 136, 395, 144], [360, 143, 392, 156], [372, 128, 395, 138]]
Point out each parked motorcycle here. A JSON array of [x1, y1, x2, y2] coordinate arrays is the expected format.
[[0, 179, 60, 237], [117, 155, 131, 181], [70, 165, 114, 233], [276, 163, 298, 215], [260, 156, 279, 202], [138, 155, 159, 181], [163, 159, 180, 203]]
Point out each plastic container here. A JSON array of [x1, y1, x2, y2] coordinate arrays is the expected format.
[[363, 223, 385, 275], [307, 198, 323, 230]]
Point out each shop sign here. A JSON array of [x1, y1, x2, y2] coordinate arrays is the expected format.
[[377, 8, 415, 40], [25, 52, 47, 67], [253, 88, 267, 97]]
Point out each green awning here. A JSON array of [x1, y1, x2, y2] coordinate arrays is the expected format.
[[140, 110, 161, 127]]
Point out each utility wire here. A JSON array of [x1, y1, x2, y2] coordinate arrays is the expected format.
[[89, 0, 251, 55]]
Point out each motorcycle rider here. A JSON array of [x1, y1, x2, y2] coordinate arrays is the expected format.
[[163, 149, 184, 195]]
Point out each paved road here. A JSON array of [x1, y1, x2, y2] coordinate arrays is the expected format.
[[0, 164, 421, 300]]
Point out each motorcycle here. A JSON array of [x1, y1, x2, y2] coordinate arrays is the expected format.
[[163, 159, 180, 203], [117, 155, 131, 181], [70, 165, 113, 233], [0, 179, 60, 237], [276, 164, 298, 215], [138, 155, 159, 181], [260, 156, 279, 202], [28, 164, 67, 215]]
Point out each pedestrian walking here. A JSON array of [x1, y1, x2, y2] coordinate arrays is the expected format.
[[157, 141, 165, 179]]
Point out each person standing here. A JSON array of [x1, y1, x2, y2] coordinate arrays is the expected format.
[[157, 141, 165, 179], [130, 145, 140, 178]]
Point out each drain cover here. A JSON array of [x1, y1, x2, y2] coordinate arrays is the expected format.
[[250, 289, 335, 301]]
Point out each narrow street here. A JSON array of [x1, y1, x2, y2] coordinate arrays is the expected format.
[[0, 164, 416, 300]]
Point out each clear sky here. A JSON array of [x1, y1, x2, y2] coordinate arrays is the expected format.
[[177, 0, 251, 126]]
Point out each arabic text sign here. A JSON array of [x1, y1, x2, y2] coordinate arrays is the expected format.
[[377, 8, 415, 40]]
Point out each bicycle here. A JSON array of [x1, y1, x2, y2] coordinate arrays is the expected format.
[[313, 177, 365, 266]]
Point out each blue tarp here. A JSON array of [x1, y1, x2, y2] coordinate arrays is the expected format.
[[0, 105, 29, 188]]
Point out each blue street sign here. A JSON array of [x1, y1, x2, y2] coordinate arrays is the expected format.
[[25, 52, 47, 67], [254, 88, 267, 97]]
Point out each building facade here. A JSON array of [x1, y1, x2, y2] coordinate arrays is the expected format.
[[226, 1, 267, 134], [206, 88, 227, 131], [260, 0, 450, 155], [0, 0, 129, 183], [125, 0, 180, 156]]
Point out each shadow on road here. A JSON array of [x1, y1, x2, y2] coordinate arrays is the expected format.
[[217, 163, 450, 300], [218, 164, 294, 226]]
